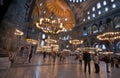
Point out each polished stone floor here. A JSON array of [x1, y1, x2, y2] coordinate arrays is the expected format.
[[1, 54, 120, 78]]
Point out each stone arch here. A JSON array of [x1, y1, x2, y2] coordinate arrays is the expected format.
[[93, 42, 99, 47], [87, 25, 92, 35], [113, 16, 120, 29], [106, 18, 112, 23], [116, 41, 120, 50], [105, 18, 113, 30], [99, 21, 105, 32], [92, 23, 99, 34], [93, 42, 107, 51], [82, 26, 88, 36]]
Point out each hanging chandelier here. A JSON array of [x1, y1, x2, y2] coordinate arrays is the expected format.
[[45, 38, 57, 44], [26, 38, 38, 45], [97, 31, 120, 44], [77, 47, 102, 51], [36, 17, 65, 34], [35, 0, 76, 34], [69, 39, 83, 45]]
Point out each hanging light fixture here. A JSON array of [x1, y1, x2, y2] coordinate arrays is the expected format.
[[35, 0, 76, 34], [45, 38, 57, 44], [25, 34, 38, 45], [14, 29, 24, 36], [69, 39, 83, 45], [97, 31, 120, 44], [36, 17, 65, 34]]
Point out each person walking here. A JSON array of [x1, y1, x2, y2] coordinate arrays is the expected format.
[[79, 54, 83, 65], [83, 51, 91, 74], [74, 54, 79, 63], [28, 46, 34, 63], [52, 52, 56, 64], [93, 54, 100, 73], [43, 51, 47, 62]]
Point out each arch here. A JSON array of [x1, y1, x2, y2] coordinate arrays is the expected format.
[[101, 44, 107, 50], [105, 18, 113, 30], [106, 18, 112, 23], [116, 41, 120, 50], [99, 21, 105, 32], [92, 42, 101, 48], [92, 24, 98, 33], [93, 42, 99, 47], [99, 21, 102, 26], [87, 25, 92, 35], [114, 16, 120, 29], [82, 26, 88, 36], [93, 43, 107, 51]]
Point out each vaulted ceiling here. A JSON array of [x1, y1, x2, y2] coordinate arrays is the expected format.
[[31, 0, 98, 28]]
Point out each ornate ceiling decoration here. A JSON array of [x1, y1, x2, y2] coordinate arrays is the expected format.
[[67, 0, 97, 25], [46, 0, 76, 30], [32, 0, 76, 34], [46, 0, 70, 16], [31, 0, 98, 33]]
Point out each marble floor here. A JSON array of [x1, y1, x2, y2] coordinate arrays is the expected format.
[[1, 54, 120, 78]]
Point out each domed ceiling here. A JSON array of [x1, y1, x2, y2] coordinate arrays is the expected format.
[[32, 0, 97, 28]]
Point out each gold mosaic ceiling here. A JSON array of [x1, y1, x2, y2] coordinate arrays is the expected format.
[[32, 0, 97, 29], [32, 0, 76, 31]]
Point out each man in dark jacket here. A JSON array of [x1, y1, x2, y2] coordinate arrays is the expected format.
[[83, 51, 91, 74]]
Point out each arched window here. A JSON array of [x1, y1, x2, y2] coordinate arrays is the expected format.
[[116, 41, 120, 50], [93, 44, 106, 50], [87, 11, 90, 15], [105, 7, 109, 12], [99, 21, 105, 32], [92, 7, 95, 12], [88, 16, 90, 20], [114, 16, 120, 29], [97, 2, 101, 9], [112, 3, 116, 8], [87, 26, 92, 35], [111, 0, 115, 2], [103, 1, 107, 6], [83, 27, 88, 36], [42, 34, 46, 39], [106, 18, 113, 29], [92, 14, 95, 18], [95, 45, 99, 48], [98, 10, 101, 15], [102, 44, 106, 50], [92, 24, 98, 34], [83, 32, 87, 36]]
